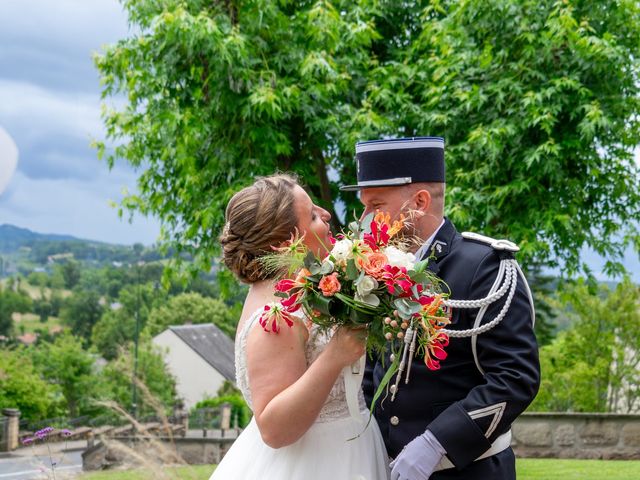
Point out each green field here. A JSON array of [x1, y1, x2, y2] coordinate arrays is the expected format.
[[12, 312, 63, 334], [77, 459, 640, 479]]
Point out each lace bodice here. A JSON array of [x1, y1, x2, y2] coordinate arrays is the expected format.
[[235, 309, 366, 423]]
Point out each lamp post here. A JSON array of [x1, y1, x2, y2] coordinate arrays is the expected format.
[[131, 260, 143, 419]]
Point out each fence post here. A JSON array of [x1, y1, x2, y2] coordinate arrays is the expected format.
[[220, 404, 231, 439], [1, 409, 20, 452], [173, 400, 188, 436]]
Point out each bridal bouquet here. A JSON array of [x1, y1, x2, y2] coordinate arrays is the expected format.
[[259, 212, 452, 399]]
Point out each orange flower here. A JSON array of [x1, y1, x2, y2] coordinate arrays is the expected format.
[[319, 272, 341, 297], [374, 211, 406, 238], [295, 268, 312, 284], [358, 251, 388, 279], [422, 295, 444, 316]]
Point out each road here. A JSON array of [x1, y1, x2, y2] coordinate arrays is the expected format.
[[0, 450, 83, 479]]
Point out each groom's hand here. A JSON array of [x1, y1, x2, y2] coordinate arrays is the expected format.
[[389, 430, 446, 480]]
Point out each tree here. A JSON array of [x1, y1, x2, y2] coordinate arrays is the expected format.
[[60, 260, 81, 289], [91, 283, 166, 360], [0, 348, 63, 421], [145, 292, 237, 337], [0, 285, 33, 336], [49, 266, 66, 290], [527, 267, 559, 347], [95, 0, 640, 278], [91, 310, 133, 361], [530, 277, 640, 412], [30, 333, 102, 418], [101, 337, 178, 419], [61, 290, 104, 343], [192, 380, 252, 429], [27, 271, 48, 288], [0, 296, 12, 336]]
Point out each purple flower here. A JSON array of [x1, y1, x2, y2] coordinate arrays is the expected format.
[[61, 429, 72, 437], [22, 437, 34, 446], [34, 426, 54, 439]]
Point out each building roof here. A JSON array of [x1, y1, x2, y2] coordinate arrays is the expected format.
[[168, 323, 235, 382]]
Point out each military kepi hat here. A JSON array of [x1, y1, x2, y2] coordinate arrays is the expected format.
[[340, 136, 445, 191]]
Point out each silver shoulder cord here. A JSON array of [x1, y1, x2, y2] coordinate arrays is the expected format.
[[391, 235, 536, 398]]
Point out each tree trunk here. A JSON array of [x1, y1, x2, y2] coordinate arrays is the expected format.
[[312, 149, 341, 231]]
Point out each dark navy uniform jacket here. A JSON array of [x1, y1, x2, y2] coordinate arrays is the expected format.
[[363, 218, 540, 477]]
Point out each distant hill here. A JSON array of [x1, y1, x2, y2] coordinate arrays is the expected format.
[[0, 224, 88, 253], [0, 224, 164, 269]]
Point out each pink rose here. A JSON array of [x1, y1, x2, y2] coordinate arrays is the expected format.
[[318, 272, 341, 297], [358, 251, 388, 279]]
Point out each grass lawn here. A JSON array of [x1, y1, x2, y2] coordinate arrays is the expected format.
[[78, 465, 215, 479], [12, 312, 62, 334], [518, 458, 640, 479], [76, 459, 640, 479]]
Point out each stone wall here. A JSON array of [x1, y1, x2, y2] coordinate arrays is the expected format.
[[82, 413, 640, 469], [82, 436, 237, 470], [512, 413, 640, 460]]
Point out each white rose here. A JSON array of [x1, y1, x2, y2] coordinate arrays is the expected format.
[[355, 292, 380, 307], [330, 238, 354, 262], [356, 275, 379, 297], [383, 246, 416, 270]]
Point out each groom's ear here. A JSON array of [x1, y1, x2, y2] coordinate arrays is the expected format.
[[413, 189, 432, 213]]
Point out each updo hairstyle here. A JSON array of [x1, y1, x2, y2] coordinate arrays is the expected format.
[[220, 174, 299, 283]]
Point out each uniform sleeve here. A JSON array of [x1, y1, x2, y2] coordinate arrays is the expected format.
[[427, 251, 541, 468]]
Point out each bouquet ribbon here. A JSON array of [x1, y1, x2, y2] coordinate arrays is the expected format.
[[342, 354, 366, 424]]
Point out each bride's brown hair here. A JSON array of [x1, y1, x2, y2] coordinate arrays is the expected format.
[[220, 174, 299, 283]]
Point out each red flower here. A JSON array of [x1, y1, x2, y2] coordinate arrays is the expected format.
[[275, 269, 311, 294], [258, 303, 296, 333], [363, 218, 391, 251], [275, 279, 297, 293], [382, 265, 414, 296], [281, 292, 302, 311], [424, 332, 449, 370], [418, 295, 435, 306]]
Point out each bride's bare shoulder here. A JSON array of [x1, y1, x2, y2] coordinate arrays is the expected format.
[[237, 302, 309, 344]]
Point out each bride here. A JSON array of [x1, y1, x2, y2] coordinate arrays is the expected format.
[[210, 174, 389, 480]]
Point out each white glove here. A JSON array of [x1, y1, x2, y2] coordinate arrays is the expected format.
[[390, 429, 446, 480]]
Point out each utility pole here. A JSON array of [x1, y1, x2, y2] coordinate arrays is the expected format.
[[131, 260, 142, 419]]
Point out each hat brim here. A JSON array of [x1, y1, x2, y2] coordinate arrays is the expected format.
[[340, 177, 415, 192], [339, 184, 363, 191]]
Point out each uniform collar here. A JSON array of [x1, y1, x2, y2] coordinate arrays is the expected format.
[[417, 218, 456, 274]]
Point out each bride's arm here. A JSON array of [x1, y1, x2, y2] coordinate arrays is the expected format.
[[246, 321, 364, 449]]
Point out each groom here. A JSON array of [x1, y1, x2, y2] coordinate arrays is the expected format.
[[342, 137, 541, 480]]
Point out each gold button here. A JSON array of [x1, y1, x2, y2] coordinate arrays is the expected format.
[[390, 416, 399, 426]]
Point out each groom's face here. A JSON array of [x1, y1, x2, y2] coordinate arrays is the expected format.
[[359, 186, 414, 224]]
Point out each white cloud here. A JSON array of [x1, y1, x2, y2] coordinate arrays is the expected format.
[[0, 0, 130, 57], [0, 80, 103, 141], [0, 0, 158, 246], [0, 170, 160, 245]]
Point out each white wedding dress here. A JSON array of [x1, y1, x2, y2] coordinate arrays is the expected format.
[[209, 309, 389, 480]]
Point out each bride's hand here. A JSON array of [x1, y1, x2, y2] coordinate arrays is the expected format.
[[324, 326, 367, 368]]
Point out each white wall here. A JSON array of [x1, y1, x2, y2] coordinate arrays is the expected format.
[[153, 330, 227, 409]]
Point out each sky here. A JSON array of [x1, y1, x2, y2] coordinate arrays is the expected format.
[[0, 1, 638, 280], [0, 0, 161, 245]]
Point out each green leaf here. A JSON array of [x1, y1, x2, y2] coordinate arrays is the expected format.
[[346, 259, 359, 280], [307, 294, 333, 317]]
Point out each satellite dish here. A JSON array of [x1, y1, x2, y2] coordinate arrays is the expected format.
[[0, 126, 19, 195]]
